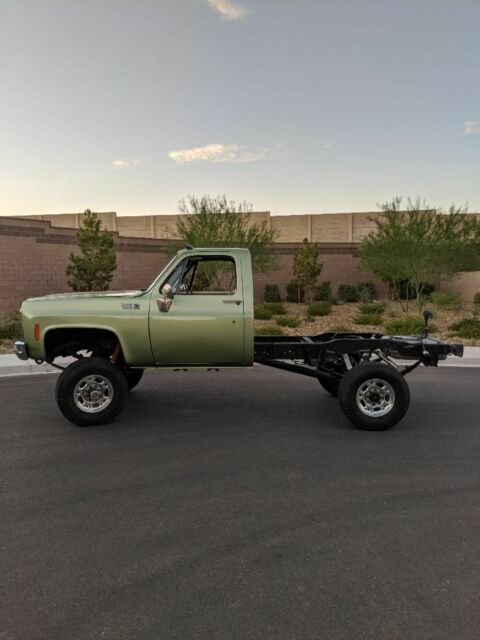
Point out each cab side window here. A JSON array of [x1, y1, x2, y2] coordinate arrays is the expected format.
[[163, 255, 237, 295], [189, 258, 236, 294]]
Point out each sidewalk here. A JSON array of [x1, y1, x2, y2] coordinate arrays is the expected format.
[[1, 348, 479, 377]]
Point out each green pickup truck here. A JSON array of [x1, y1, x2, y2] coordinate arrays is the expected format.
[[16, 246, 463, 430]]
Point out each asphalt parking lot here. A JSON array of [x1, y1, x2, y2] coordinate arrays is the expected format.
[[2, 366, 480, 640]]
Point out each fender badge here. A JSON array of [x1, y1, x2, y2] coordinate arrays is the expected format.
[[122, 303, 140, 310]]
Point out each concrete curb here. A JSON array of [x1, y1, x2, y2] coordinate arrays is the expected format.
[[0, 348, 479, 378], [0, 356, 74, 377]]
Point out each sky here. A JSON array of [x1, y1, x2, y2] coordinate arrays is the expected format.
[[1, 0, 479, 217]]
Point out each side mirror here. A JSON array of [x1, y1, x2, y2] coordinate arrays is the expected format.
[[162, 284, 174, 299], [157, 283, 174, 312]]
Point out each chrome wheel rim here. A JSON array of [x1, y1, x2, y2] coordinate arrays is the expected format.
[[74, 375, 114, 413], [356, 378, 395, 417]]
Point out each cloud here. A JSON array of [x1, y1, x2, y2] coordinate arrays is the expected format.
[[323, 142, 332, 149], [206, 0, 249, 21], [464, 121, 479, 135], [168, 143, 276, 164], [112, 158, 141, 169]]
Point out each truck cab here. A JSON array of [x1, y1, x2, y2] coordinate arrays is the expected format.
[[148, 248, 254, 366], [18, 247, 254, 368]]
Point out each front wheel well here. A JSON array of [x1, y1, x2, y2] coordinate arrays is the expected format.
[[44, 328, 120, 361]]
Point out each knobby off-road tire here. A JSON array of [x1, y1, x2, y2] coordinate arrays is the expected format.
[[338, 362, 410, 431], [55, 357, 128, 427], [318, 378, 339, 397], [124, 368, 144, 391]]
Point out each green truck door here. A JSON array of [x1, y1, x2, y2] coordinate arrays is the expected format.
[[148, 254, 245, 365]]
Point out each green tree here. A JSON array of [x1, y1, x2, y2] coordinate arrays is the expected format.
[[66, 210, 117, 291], [292, 239, 324, 303], [360, 197, 480, 310], [173, 195, 277, 273]]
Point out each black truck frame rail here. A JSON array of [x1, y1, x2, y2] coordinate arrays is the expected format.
[[254, 332, 464, 383]]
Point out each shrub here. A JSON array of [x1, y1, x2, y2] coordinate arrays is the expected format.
[[255, 324, 286, 336], [448, 318, 480, 340], [276, 316, 301, 328], [337, 284, 358, 303], [313, 281, 332, 302], [254, 305, 273, 320], [305, 315, 315, 322], [353, 313, 383, 326], [263, 302, 287, 315], [0, 315, 22, 340], [384, 316, 436, 335], [392, 279, 435, 300], [286, 281, 304, 303], [264, 284, 281, 302], [431, 291, 460, 309], [359, 302, 387, 314], [474, 292, 480, 314], [307, 301, 331, 316], [329, 324, 350, 333], [357, 281, 377, 303]]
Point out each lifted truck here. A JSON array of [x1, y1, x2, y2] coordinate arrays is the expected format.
[[16, 247, 463, 430]]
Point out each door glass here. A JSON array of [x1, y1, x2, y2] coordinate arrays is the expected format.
[[163, 256, 237, 295], [189, 258, 236, 294]]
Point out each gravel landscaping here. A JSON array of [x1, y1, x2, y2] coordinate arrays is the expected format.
[[254, 301, 480, 346]]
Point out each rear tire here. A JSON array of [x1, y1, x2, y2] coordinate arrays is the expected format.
[[338, 362, 410, 431], [124, 368, 144, 391], [318, 378, 339, 397], [55, 357, 128, 427]]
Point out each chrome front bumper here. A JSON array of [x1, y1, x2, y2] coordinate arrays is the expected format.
[[15, 340, 28, 361]]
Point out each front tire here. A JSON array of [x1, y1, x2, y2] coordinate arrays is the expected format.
[[55, 357, 128, 427], [338, 362, 410, 431]]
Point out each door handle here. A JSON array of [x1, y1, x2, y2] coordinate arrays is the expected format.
[[223, 299, 242, 305]]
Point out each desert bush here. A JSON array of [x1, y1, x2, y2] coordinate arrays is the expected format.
[[307, 301, 331, 316], [337, 284, 358, 303], [353, 313, 383, 326], [286, 281, 305, 303], [264, 284, 281, 302], [329, 325, 350, 333], [449, 318, 480, 340], [474, 292, 480, 315], [431, 291, 461, 309], [0, 315, 22, 340], [276, 316, 300, 328], [313, 281, 332, 302], [357, 281, 377, 303], [359, 302, 387, 314], [254, 305, 273, 320], [255, 324, 286, 336], [391, 279, 435, 301], [263, 302, 287, 315], [384, 316, 436, 335]]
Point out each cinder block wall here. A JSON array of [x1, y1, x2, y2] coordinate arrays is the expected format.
[[1, 211, 479, 314], [25, 210, 381, 243]]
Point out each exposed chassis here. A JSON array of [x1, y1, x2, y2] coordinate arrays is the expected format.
[[254, 332, 464, 383]]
